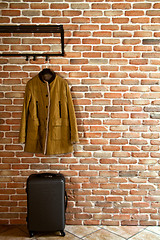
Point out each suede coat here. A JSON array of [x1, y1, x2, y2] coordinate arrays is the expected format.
[[19, 72, 79, 155]]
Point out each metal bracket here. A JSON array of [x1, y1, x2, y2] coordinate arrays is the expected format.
[[0, 25, 65, 60]]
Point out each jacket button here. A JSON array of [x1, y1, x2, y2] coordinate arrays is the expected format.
[[46, 118, 47, 120], [46, 94, 48, 97], [46, 106, 48, 108]]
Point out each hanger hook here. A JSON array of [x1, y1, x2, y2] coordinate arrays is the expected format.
[[33, 55, 36, 61], [45, 55, 49, 61]]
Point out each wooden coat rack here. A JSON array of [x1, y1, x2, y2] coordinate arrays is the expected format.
[[0, 25, 64, 61]]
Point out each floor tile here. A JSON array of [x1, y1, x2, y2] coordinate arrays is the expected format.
[[65, 225, 100, 238], [0, 227, 31, 240], [82, 229, 125, 240], [0, 225, 160, 240], [37, 231, 80, 240], [103, 226, 145, 238], [146, 226, 160, 235], [129, 229, 160, 240], [18, 225, 29, 234], [0, 225, 14, 234]]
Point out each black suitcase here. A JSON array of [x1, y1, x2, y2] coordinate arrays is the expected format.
[[26, 173, 67, 238]]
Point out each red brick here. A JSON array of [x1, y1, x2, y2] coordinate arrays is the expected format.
[[122, 220, 139, 226], [104, 93, 122, 98], [106, 196, 123, 202], [90, 72, 108, 78], [110, 59, 128, 65], [123, 39, 141, 45], [82, 39, 100, 44], [10, 3, 29, 9], [0, 3, 8, 9], [1, 10, 20, 16], [125, 10, 144, 16], [83, 52, 101, 58], [93, 29, 111, 37], [154, 3, 160, 9], [134, 31, 152, 37], [103, 52, 121, 58], [31, 3, 49, 9], [80, 25, 99, 30], [50, 3, 69, 9], [130, 59, 148, 65], [101, 25, 118, 30], [131, 17, 150, 24], [42, 11, 60, 17], [121, 66, 139, 71], [91, 18, 110, 23], [52, 18, 69, 23], [0, 17, 10, 23], [101, 66, 118, 71], [110, 72, 128, 78], [103, 39, 120, 45], [92, 3, 110, 9], [104, 10, 123, 16], [123, 52, 141, 58], [113, 31, 132, 37], [112, 3, 131, 9], [133, 3, 151, 9], [112, 17, 129, 24], [82, 66, 99, 72], [147, 10, 160, 16], [113, 45, 132, 51], [83, 11, 102, 16], [121, 25, 140, 31], [12, 17, 30, 23]]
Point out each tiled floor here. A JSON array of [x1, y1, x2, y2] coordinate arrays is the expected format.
[[0, 225, 160, 240]]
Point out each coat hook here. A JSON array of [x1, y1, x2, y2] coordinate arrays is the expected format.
[[33, 55, 36, 61], [45, 55, 49, 61], [26, 55, 29, 61]]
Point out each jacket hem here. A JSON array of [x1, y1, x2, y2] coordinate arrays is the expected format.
[[46, 152, 73, 156], [23, 150, 73, 156], [71, 141, 79, 144]]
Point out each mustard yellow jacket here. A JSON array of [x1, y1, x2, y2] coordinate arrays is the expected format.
[[19, 73, 79, 155]]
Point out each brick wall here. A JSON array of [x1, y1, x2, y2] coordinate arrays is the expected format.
[[0, 0, 160, 226]]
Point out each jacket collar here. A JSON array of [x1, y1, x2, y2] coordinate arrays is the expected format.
[[39, 70, 56, 84]]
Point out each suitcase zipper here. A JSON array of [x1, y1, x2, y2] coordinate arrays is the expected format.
[[44, 82, 50, 155]]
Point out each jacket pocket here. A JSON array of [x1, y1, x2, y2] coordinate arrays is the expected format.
[[52, 126, 61, 140], [51, 119, 61, 140], [36, 101, 38, 118], [59, 101, 61, 118], [51, 118, 70, 140], [62, 125, 70, 141]]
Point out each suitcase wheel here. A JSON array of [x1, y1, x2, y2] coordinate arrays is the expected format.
[[29, 231, 34, 238], [60, 230, 65, 237]]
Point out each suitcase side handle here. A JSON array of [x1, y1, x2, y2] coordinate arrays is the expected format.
[[65, 191, 68, 210]]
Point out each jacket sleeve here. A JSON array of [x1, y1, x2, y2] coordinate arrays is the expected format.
[[19, 82, 31, 143], [66, 83, 79, 144]]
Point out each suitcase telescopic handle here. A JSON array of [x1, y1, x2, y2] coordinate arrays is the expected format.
[[37, 173, 65, 178], [38, 173, 55, 178]]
